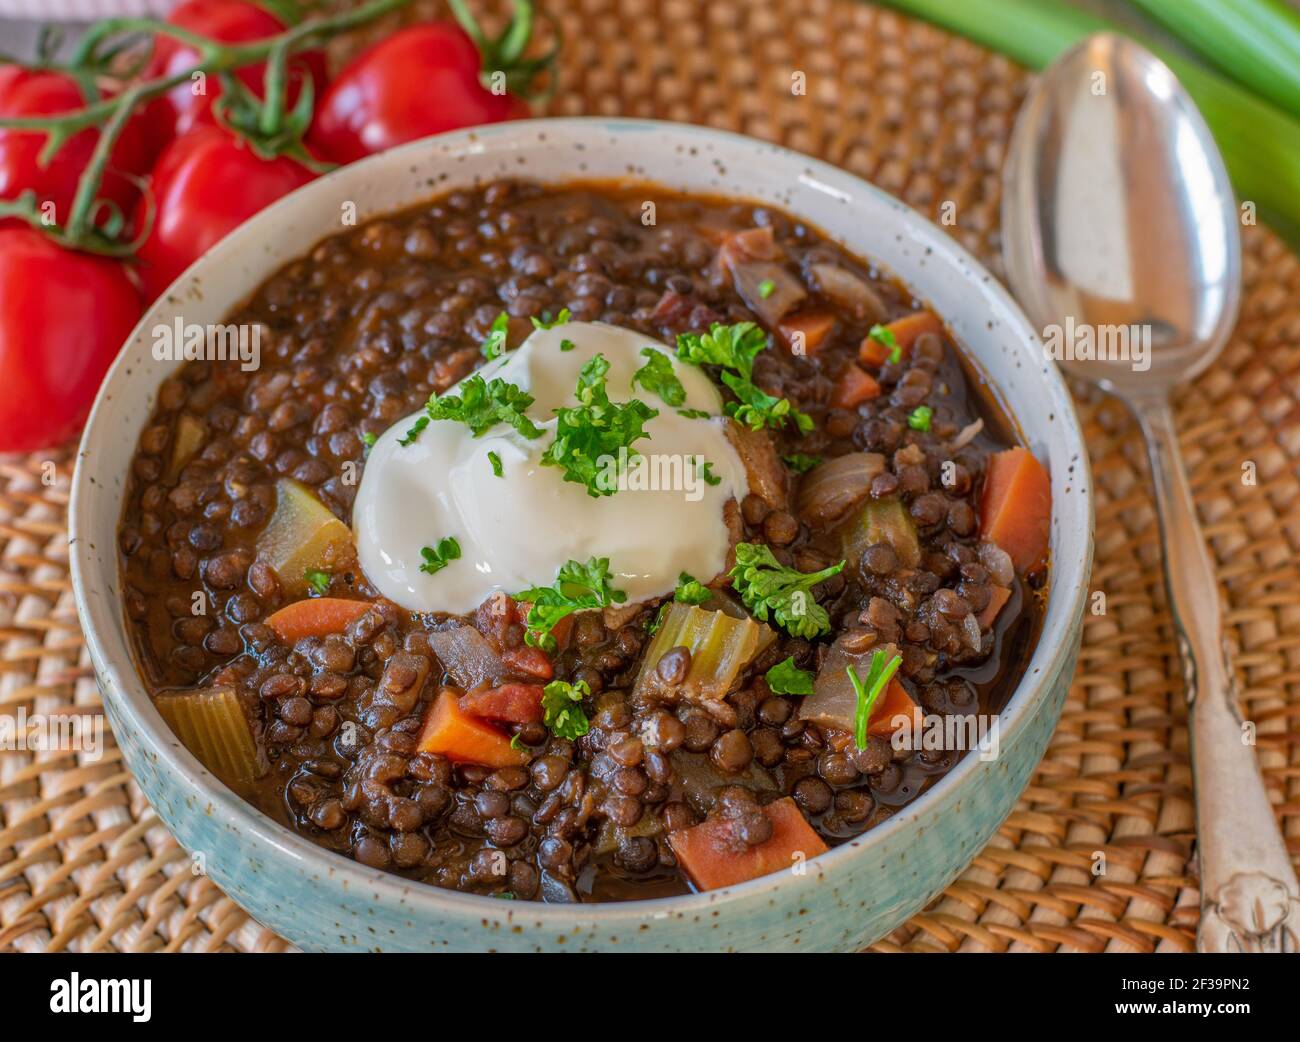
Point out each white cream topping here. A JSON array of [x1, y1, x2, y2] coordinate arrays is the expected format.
[[352, 322, 747, 615]]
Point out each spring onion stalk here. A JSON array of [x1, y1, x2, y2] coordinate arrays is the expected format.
[[873, 0, 1300, 246], [1130, 0, 1300, 125]]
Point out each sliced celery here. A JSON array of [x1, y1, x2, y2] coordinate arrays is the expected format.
[[156, 686, 258, 786], [634, 603, 773, 703], [258, 478, 355, 597]]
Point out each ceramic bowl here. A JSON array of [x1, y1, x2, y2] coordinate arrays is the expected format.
[[70, 118, 1093, 952]]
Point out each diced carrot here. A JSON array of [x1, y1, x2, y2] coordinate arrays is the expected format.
[[829, 364, 881, 409], [980, 447, 1051, 574], [778, 310, 836, 357], [858, 310, 943, 366], [459, 683, 545, 725], [859, 335, 891, 367], [977, 585, 1012, 630], [417, 690, 529, 768], [668, 797, 829, 892], [501, 645, 553, 680], [265, 597, 371, 643], [869, 677, 919, 738]]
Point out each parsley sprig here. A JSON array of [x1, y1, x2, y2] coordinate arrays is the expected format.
[[867, 324, 901, 364], [401, 373, 543, 445], [532, 307, 572, 330], [541, 678, 591, 739], [481, 312, 510, 360], [783, 453, 821, 473], [673, 571, 710, 605], [675, 322, 812, 434], [632, 348, 686, 407], [540, 354, 658, 497], [516, 556, 627, 651], [419, 537, 461, 575], [729, 542, 845, 639], [765, 656, 815, 695], [846, 650, 903, 748]]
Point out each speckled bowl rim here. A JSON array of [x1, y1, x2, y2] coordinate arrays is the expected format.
[[70, 117, 1093, 930]]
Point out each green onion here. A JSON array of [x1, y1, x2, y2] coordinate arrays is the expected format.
[[1129, 0, 1300, 126], [907, 405, 933, 432], [875, 0, 1300, 245]]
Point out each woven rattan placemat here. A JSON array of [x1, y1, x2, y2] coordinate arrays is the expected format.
[[3, 0, 1298, 953]]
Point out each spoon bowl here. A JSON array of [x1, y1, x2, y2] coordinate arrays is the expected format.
[[1003, 32, 1240, 395]]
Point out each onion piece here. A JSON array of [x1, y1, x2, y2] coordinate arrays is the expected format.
[[809, 263, 886, 323], [725, 420, 788, 510], [977, 541, 1015, 587], [948, 417, 984, 451], [717, 228, 807, 325], [428, 625, 507, 691], [796, 452, 886, 527], [799, 635, 899, 734]]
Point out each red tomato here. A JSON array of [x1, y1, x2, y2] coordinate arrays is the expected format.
[[309, 23, 529, 164], [0, 67, 156, 228], [144, 0, 326, 140], [134, 125, 315, 301], [0, 229, 140, 451]]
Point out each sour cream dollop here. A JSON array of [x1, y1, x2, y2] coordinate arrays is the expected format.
[[352, 322, 748, 615]]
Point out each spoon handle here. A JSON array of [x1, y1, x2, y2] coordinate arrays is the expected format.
[[1133, 397, 1300, 953]]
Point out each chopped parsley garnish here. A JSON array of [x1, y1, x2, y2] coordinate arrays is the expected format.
[[907, 405, 933, 432], [560, 338, 576, 352], [401, 373, 543, 445], [757, 278, 776, 299], [846, 650, 903, 748], [632, 348, 686, 407], [729, 541, 845, 639], [765, 656, 815, 695], [516, 556, 627, 651], [674, 571, 711, 605], [418, 536, 461, 575], [676, 322, 812, 434], [304, 569, 330, 596], [510, 733, 526, 751], [677, 407, 711, 419], [868, 324, 901, 364], [493, 891, 516, 899], [488, 450, 504, 477], [727, 376, 814, 434], [481, 312, 509, 360], [783, 453, 821, 473], [697, 458, 722, 486], [360, 431, 377, 448], [541, 678, 591, 739], [540, 353, 658, 497], [532, 307, 572, 330]]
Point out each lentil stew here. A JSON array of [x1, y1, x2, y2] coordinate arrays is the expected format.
[[118, 180, 1050, 903]]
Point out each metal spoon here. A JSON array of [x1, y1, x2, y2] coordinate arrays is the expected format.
[[1003, 33, 1300, 953]]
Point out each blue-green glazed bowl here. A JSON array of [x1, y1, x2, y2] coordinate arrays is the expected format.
[[71, 119, 1093, 952]]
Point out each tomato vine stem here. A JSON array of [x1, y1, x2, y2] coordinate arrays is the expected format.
[[0, 0, 414, 253]]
